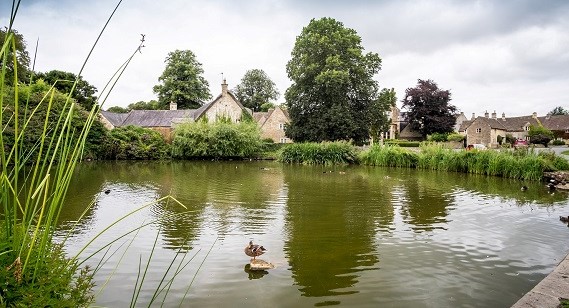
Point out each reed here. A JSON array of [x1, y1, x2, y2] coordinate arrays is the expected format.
[[278, 141, 358, 165], [359, 143, 568, 181]]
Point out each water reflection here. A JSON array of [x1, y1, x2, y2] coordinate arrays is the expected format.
[[243, 264, 269, 280], [282, 167, 384, 298]]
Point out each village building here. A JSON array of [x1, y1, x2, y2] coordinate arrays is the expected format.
[[100, 80, 292, 143]]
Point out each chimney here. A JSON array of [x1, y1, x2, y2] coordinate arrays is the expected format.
[[502, 112, 506, 121], [532, 112, 537, 118], [169, 101, 177, 110], [484, 110, 489, 118], [471, 113, 475, 120], [491, 110, 496, 119], [221, 79, 228, 96]]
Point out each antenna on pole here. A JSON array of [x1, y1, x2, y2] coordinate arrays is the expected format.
[[221, 72, 224, 82]]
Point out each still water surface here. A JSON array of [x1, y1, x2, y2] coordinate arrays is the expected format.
[[57, 161, 569, 307]]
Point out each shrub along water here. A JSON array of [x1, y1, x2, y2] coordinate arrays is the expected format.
[[278, 141, 358, 165], [103, 125, 170, 160], [171, 117, 263, 159], [358, 144, 568, 181]]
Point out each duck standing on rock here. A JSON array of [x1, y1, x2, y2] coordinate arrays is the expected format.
[[560, 216, 569, 223], [245, 241, 267, 260]]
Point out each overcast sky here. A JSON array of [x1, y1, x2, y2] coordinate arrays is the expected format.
[[3, 0, 568, 117]]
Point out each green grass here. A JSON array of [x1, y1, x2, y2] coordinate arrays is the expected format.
[[278, 141, 358, 165], [562, 150, 569, 155], [359, 144, 568, 181]]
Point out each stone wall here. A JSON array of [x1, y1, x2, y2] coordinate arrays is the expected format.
[[466, 119, 491, 146], [260, 108, 291, 143]]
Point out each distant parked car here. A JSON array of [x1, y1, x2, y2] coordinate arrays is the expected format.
[[467, 144, 487, 150], [514, 139, 528, 148]]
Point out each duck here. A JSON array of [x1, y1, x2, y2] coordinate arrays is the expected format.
[[547, 183, 556, 191], [560, 216, 569, 223], [104, 189, 111, 194], [521, 186, 528, 191], [245, 241, 267, 260]]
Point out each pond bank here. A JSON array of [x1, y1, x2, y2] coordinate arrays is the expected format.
[[512, 251, 569, 307]]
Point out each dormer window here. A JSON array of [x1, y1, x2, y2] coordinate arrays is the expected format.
[[279, 123, 285, 130], [524, 126, 530, 131]]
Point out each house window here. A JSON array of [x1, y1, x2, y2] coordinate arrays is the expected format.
[[476, 128, 481, 133], [279, 123, 285, 130], [524, 126, 530, 131], [280, 138, 288, 143]]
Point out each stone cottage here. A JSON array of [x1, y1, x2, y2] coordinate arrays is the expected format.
[[100, 80, 292, 143]]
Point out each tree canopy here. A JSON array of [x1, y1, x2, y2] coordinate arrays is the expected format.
[[36, 70, 98, 110], [284, 17, 384, 144], [1, 27, 31, 85], [153, 49, 211, 109], [370, 88, 396, 142], [234, 69, 279, 112], [127, 99, 161, 110], [528, 125, 554, 147], [548, 106, 569, 116], [402, 79, 457, 138]]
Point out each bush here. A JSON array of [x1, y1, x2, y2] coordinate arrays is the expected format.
[[427, 132, 448, 142], [171, 120, 263, 159], [551, 139, 566, 146], [0, 237, 94, 307], [359, 145, 418, 168], [384, 140, 421, 147], [447, 133, 465, 142], [528, 125, 555, 147], [103, 125, 170, 160], [278, 141, 358, 165]]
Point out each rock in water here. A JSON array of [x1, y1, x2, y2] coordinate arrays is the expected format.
[[249, 259, 274, 271]]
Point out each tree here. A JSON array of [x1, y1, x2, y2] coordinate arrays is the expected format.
[[528, 125, 554, 147], [107, 106, 129, 113], [1, 27, 31, 85], [234, 69, 279, 112], [259, 102, 276, 112], [370, 88, 396, 143], [548, 106, 569, 116], [153, 49, 211, 109], [285, 17, 383, 144], [402, 79, 457, 138], [36, 70, 98, 110], [127, 100, 161, 110]]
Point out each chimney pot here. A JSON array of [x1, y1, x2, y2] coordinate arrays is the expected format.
[[485, 110, 489, 118], [502, 112, 506, 121], [491, 110, 496, 119], [471, 113, 475, 120], [222, 79, 228, 96]]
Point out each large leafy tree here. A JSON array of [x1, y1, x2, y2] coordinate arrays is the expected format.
[[234, 69, 279, 112], [285, 17, 383, 144], [402, 79, 456, 138], [36, 70, 98, 110], [153, 49, 211, 109], [548, 106, 569, 116], [0, 28, 31, 85], [370, 88, 396, 142], [528, 125, 554, 147], [127, 99, 161, 110]]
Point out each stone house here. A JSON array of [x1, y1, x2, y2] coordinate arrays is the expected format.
[[100, 80, 292, 143], [253, 106, 292, 143], [463, 111, 569, 147]]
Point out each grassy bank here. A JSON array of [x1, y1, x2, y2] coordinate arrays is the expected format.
[[359, 144, 569, 181], [278, 141, 358, 165]]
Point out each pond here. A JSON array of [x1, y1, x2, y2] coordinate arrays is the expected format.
[[56, 161, 569, 307]]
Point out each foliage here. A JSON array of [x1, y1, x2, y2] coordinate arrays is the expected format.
[[0, 27, 30, 85], [359, 144, 568, 181], [278, 141, 358, 165], [36, 70, 98, 110], [547, 106, 569, 116], [427, 132, 448, 142], [496, 135, 503, 145], [171, 120, 263, 159], [234, 69, 280, 112], [550, 139, 566, 146], [358, 145, 418, 168], [384, 139, 421, 147], [260, 102, 276, 112], [370, 88, 396, 143], [447, 133, 465, 142], [106, 105, 129, 113], [285, 17, 384, 145], [2, 80, 108, 161], [128, 99, 162, 110], [103, 125, 170, 160], [153, 49, 211, 109], [0, 239, 94, 307], [528, 125, 554, 147], [505, 134, 516, 145], [402, 79, 457, 138]]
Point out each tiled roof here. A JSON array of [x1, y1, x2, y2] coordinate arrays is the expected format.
[[542, 115, 569, 131], [101, 109, 196, 127], [100, 110, 129, 127]]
